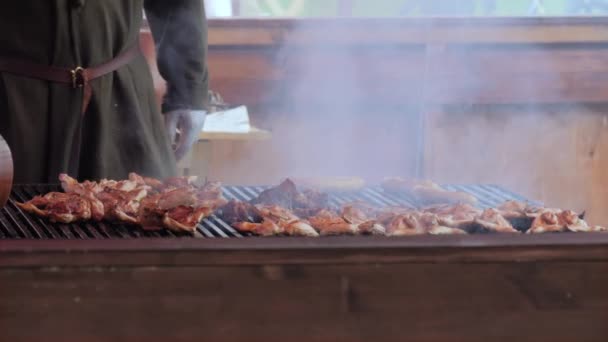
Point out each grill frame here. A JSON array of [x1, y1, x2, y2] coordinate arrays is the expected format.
[[1, 183, 608, 269]]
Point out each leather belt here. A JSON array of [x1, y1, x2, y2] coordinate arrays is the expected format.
[[0, 43, 140, 114], [0, 43, 141, 176]]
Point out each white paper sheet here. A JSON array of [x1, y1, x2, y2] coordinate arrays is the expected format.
[[202, 105, 251, 133]]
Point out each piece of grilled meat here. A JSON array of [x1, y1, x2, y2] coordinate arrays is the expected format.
[[252, 179, 329, 218]]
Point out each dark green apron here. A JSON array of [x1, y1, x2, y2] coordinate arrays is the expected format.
[[0, 0, 208, 183]]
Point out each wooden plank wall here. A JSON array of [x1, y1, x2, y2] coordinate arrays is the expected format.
[[142, 18, 608, 225]]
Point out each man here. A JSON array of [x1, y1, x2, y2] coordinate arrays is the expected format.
[[0, 0, 208, 183]]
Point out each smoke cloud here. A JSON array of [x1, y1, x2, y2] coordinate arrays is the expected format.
[[213, 4, 605, 224]]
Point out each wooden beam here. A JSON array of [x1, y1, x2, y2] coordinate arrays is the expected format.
[[207, 17, 608, 46]]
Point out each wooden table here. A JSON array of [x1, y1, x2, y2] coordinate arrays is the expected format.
[[178, 127, 272, 177]]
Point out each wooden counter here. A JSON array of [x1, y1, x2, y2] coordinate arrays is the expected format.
[[3, 234, 608, 342], [141, 17, 608, 225]]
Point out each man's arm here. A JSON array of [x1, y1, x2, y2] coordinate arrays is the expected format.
[[144, 0, 209, 160], [144, 0, 209, 112]]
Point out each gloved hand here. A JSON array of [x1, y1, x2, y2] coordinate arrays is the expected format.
[[164, 109, 206, 161]]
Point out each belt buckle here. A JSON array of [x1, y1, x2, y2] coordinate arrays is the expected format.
[[70, 66, 86, 88]]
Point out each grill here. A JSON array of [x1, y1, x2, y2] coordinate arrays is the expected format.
[[0, 183, 536, 240]]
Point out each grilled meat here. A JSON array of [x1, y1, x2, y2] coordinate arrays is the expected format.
[[252, 179, 298, 207], [17, 192, 93, 223], [147, 182, 226, 232], [96, 187, 148, 224], [527, 210, 564, 234], [384, 210, 467, 236], [163, 206, 214, 232], [340, 202, 385, 235], [497, 200, 529, 218], [560, 209, 590, 233], [308, 209, 359, 236], [425, 203, 481, 231], [233, 220, 281, 237], [219, 200, 262, 224], [23, 173, 226, 232], [252, 179, 329, 218], [137, 193, 164, 230], [254, 205, 319, 237], [376, 206, 415, 226], [18, 175, 603, 237], [197, 181, 223, 200], [157, 188, 198, 210], [494, 200, 540, 231], [228, 202, 318, 237], [164, 176, 198, 188], [385, 213, 427, 236], [525, 209, 598, 234], [474, 208, 519, 234]]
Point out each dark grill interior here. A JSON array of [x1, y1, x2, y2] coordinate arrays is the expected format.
[[0, 183, 536, 240]]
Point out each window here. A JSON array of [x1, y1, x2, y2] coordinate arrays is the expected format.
[[205, 0, 608, 17]]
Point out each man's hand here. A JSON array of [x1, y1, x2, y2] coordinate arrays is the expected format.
[[164, 110, 206, 161]]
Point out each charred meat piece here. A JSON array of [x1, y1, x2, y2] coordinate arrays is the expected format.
[[497, 200, 529, 217], [376, 206, 415, 226], [61, 173, 146, 195], [381, 177, 477, 205], [255, 205, 319, 237], [143, 186, 223, 231], [128, 172, 164, 192], [163, 205, 214, 232], [340, 202, 385, 235], [385, 213, 427, 236], [163, 176, 199, 189], [197, 181, 224, 201], [524, 208, 587, 234], [229, 202, 318, 237], [233, 220, 281, 237], [17, 192, 93, 223], [418, 212, 467, 235], [60, 174, 106, 195], [560, 210, 591, 233], [385, 211, 467, 236], [252, 179, 329, 218], [474, 208, 519, 234], [308, 209, 359, 236], [425, 203, 481, 231], [137, 194, 164, 230], [157, 188, 198, 210], [527, 210, 565, 234], [252, 179, 298, 207], [96, 187, 148, 224], [496, 200, 542, 231], [294, 189, 329, 217], [219, 200, 262, 224], [26, 173, 225, 232], [80, 191, 105, 221]]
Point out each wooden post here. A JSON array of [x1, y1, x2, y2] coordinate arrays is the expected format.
[[231, 0, 240, 16]]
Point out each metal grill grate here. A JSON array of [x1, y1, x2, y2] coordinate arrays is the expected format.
[[0, 183, 537, 240]]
